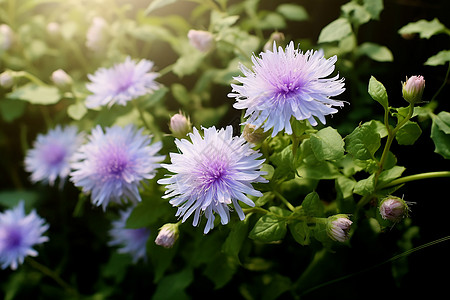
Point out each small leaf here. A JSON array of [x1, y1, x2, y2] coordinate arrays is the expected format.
[[222, 220, 249, 263], [395, 121, 422, 145], [67, 101, 87, 120], [8, 84, 60, 105], [289, 222, 311, 246], [425, 50, 450, 66], [363, 0, 384, 20], [434, 111, 450, 134], [431, 112, 450, 159], [249, 214, 287, 243], [378, 166, 406, 184], [345, 120, 381, 161], [276, 4, 308, 21], [152, 268, 193, 300], [398, 18, 447, 39], [0, 99, 26, 122], [318, 18, 352, 43], [368, 76, 388, 109], [145, 0, 178, 15], [302, 192, 325, 217], [354, 174, 375, 196], [358, 42, 393, 62], [310, 127, 345, 161]]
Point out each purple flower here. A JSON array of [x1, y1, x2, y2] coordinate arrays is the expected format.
[[326, 214, 352, 243], [228, 41, 346, 137], [0, 201, 49, 270], [108, 207, 150, 263], [158, 126, 267, 234], [24, 125, 83, 186], [70, 125, 164, 210], [379, 196, 410, 222], [402, 75, 425, 104], [85, 57, 160, 108], [155, 223, 179, 248]]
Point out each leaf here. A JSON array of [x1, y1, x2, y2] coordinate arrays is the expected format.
[[172, 48, 205, 77], [345, 120, 381, 161], [249, 214, 287, 243], [222, 220, 249, 263], [395, 121, 422, 145], [276, 4, 308, 21], [255, 191, 275, 207], [341, 2, 371, 26], [8, 84, 60, 105], [0, 99, 26, 122], [363, 0, 384, 20], [297, 161, 341, 180], [425, 50, 450, 66], [398, 18, 447, 39], [261, 274, 292, 300], [354, 174, 375, 196], [358, 42, 393, 62], [431, 112, 450, 159], [318, 18, 352, 43], [271, 145, 296, 180], [204, 254, 238, 289], [145, 0, 178, 15], [67, 101, 87, 120], [289, 222, 311, 246], [301, 192, 325, 217], [378, 166, 406, 185], [310, 127, 345, 161], [152, 268, 193, 300], [126, 196, 169, 229], [368, 76, 388, 109]]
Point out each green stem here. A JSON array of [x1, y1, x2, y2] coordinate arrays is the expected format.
[[273, 190, 295, 212], [242, 206, 269, 215], [14, 71, 47, 86], [25, 257, 78, 295], [380, 171, 450, 189]]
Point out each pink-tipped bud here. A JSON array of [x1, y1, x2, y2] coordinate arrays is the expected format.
[[46, 22, 60, 37], [402, 75, 425, 104], [0, 70, 14, 88], [242, 124, 270, 144], [263, 32, 285, 52], [51, 69, 73, 91], [169, 112, 192, 139], [187, 30, 214, 52], [327, 214, 352, 242], [86, 17, 108, 52], [155, 223, 179, 248], [0, 24, 14, 50], [379, 196, 409, 222]]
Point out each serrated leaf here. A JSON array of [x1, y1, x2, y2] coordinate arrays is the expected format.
[[318, 18, 352, 43], [425, 50, 450, 66], [395, 121, 422, 145], [378, 166, 406, 184], [398, 18, 447, 39], [289, 222, 311, 246], [368, 76, 389, 109], [354, 174, 375, 196], [8, 84, 60, 105], [345, 121, 381, 160], [302, 192, 325, 217], [310, 127, 345, 161], [358, 42, 393, 62], [431, 112, 450, 159], [276, 4, 308, 21], [249, 214, 287, 243]]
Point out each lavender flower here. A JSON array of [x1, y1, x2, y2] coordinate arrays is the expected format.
[[0, 201, 49, 270], [187, 29, 214, 52], [379, 196, 410, 222], [158, 126, 267, 234], [85, 57, 160, 109], [229, 41, 346, 137], [70, 125, 164, 210], [25, 125, 83, 186], [402, 75, 425, 104], [327, 214, 352, 243], [108, 207, 150, 263], [155, 223, 179, 248]]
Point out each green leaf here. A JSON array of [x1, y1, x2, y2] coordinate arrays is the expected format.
[[310, 127, 345, 161], [318, 18, 352, 43], [297, 161, 341, 179], [145, 0, 178, 15], [0, 190, 39, 211], [368, 76, 389, 109], [363, 0, 384, 20], [171, 83, 191, 107], [172, 47, 205, 77], [378, 166, 406, 185], [345, 120, 381, 161], [152, 268, 193, 300], [431, 112, 450, 159], [425, 50, 450, 66], [302, 192, 325, 217], [395, 121, 422, 145], [398, 18, 447, 39], [357, 42, 393, 62], [341, 2, 371, 25], [126, 196, 169, 229], [289, 222, 311, 246], [249, 214, 287, 243], [276, 4, 308, 21], [204, 254, 238, 289], [354, 174, 375, 196], [261, 274, 292, 300], [8, 84, 60, 105], [271, 145, 296, 180], [0, 99, 26, 122], [222, 220, 249, 263], [67, 101, 87, 120]]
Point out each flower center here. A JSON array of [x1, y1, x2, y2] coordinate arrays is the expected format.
[[42, 143, 66, 166], [101, 147, 129, 178], [5, 227, 22, 250], [273, 75, 303, 99], [196, 157, 229, 190]]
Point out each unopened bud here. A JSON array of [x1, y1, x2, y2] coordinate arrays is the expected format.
[[155, 223, 179, 248], [51, 69, 73, 91], [0, 70, 14, 88], [402, 75, 425, 104], [379, 196, 410, 222], [327, 214, 352, 242], [263, 32, 285, 52], [86, 17, 108, 52], [46, 22, 60, 37], [0, 24, 14, 50], [187, 30, 214, 52], [169, 112, 192, 139], [243, 124, 269, 144]]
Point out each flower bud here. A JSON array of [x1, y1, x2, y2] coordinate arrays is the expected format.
[[155, 223, 179, 248], [379, 196, 410, 222], [86, 17, 108, 52], [0, 24, 14, 50], [187, 30, 214, 52], [51, 69, 73, 92], [242, 124, 269, 144], [169, 111, 192, 139], [402, 75, 425, 104], [0, 70, 14, 88], [326, 214, 352, 242], [46, 22, 60, 37], [263, 32, 285, 52]]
